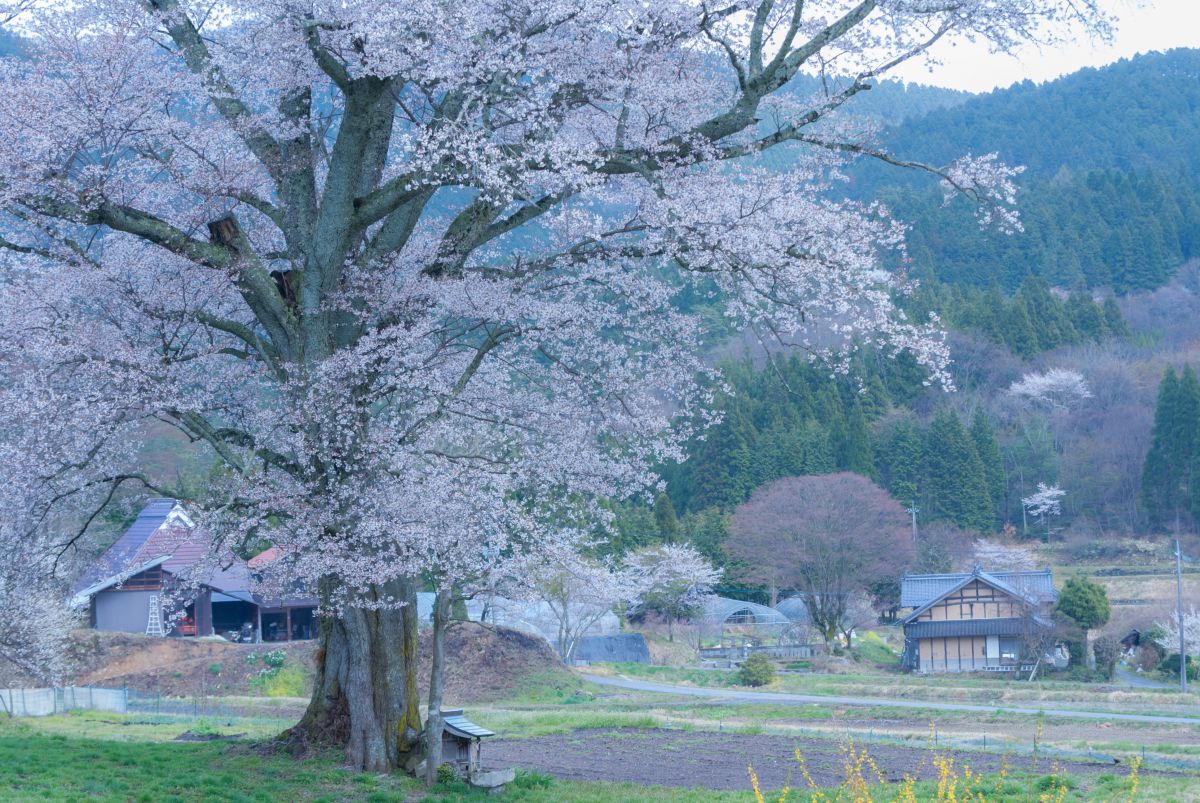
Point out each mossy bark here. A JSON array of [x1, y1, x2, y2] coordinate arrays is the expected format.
[[286, 577, 423, 772]]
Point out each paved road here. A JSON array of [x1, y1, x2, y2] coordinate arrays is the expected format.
[[582, 673, 1200, 726], [1116, 667, 1175, 689]]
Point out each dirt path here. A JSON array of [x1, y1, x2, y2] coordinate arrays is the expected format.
[[485, 728, 1134, 791]]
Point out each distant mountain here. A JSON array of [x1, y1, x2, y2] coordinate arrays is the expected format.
[[0, 28, 25, 59], [782, 73, 972, 126], [874, 49, 1200, 179], [851, 49, 1200, 293]]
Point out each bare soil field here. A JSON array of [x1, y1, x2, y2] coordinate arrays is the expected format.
[[485, 727, 1166, 791]]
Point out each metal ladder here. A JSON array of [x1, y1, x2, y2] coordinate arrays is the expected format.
[[145, 594, 165, 637]]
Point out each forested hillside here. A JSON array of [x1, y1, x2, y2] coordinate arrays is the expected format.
[[860, 49, 1200, 292], [606, 51, 1200, 580]]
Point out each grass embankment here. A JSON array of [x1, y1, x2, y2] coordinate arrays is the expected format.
[[595, 658, 1196, 714]]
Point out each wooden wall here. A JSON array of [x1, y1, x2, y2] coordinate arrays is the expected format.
[[914, 580, 1020, 622], [917, 636, 988, 672]]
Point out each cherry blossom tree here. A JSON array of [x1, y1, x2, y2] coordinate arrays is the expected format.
[[1008, 369, 1093, 410], [0, 0, 1108, 771], [1022, 482, 1065, 538], [626, 543, 721, 641], [508, 544, 650, 663], [1155, 607, 1200, 659]]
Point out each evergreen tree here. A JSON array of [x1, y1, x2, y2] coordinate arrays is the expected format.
[[924, 410, 993, 531], [1102, 295, 1130, 338], [1140, 366, 1200, 530], [969, 408, 1006, 525], [1003, 295, 1040, 358], [878, 417, 924, 505], [838, 400, 876, 477], [654, 491, 680, 544]]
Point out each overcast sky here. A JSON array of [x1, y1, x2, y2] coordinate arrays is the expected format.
[[890, 0, 1198, 93]]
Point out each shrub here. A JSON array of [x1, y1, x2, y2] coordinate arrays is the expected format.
[[207, 663, 222, 676], [1065, 665, 1107, 683], [262, 649, 287, 669], [1092, 636, 1120, 680], [738, 652, 775, 687], [1158, 654, 1199, 681], [248, 664, 310, 697], [1133, 644, 1160, 672], [436, 762, 458, 785]]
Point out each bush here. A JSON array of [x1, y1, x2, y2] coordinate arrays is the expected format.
[[262, 649, 287, 669], [1158, 654, 1199, 681], [436, 762, 458, 785], [1065, 665, 1107, 683], [1092, 636, 1120, 680], [249, 665, 309, 697], [738, 652, 775, 687], [207, 663, 222, 676], [1133, 644, 1160, 672]]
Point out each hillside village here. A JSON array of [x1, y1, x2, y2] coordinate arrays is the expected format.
[[1, 2, 1199, 801]]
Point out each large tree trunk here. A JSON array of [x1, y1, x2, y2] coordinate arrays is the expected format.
[[286, 578, 423, 772]]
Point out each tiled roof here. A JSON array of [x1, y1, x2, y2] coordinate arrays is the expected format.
[[247, 546, 282, 569], [74, 498, 261, 598], [900, 569, 1055, 609], [903, 617, 1030, 639], [73, 498, 182, 592]]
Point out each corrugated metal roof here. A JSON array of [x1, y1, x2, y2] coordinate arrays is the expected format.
[[903, 617, 1029, 639], [900, 569, 1055, 608], [441, 709, 494, 739]]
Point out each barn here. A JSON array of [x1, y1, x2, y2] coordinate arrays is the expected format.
[[71, 499, 317, 642]]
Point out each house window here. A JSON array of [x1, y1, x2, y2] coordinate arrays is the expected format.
[[999, 638, 1020, 662]]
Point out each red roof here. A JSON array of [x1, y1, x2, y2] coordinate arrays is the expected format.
[[247, 546, 282, 569]]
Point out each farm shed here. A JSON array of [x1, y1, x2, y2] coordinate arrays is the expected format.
[[71, 499, 317, 642]]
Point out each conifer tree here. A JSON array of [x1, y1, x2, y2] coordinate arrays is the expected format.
[[970, 408, 1007, 524], [878, 418, 924, 506], [839, 401, 876, 478], [654, 492, 680, 544], [1102, 296, 1130, 338], [925, 410, 994, 531], [1141, 366, 1200, 530], [1004, 295, 1040, 357]]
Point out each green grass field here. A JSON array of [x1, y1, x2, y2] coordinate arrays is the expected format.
[[4, 656, 1200, 802], [1, 718, 1194, 802]]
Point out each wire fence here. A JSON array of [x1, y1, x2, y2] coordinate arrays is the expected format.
[[0, 686, 128, 717], [729, 720, 1200, 774]]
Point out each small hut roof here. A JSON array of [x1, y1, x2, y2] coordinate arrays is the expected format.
[[441, 709, 495, 740]]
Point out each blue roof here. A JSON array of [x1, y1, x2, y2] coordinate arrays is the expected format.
[[442, 709, 494, 739], [73, 498, 181, 592], [900, 568, 1055, 609]]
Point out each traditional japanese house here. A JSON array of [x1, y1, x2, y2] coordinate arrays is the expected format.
[[71, 498, 317, 642], [900, 566, 1059, 674]]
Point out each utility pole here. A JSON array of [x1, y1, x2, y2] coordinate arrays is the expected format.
[[906, 502, 919, 545], [1177, 539, 1188, 694]]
